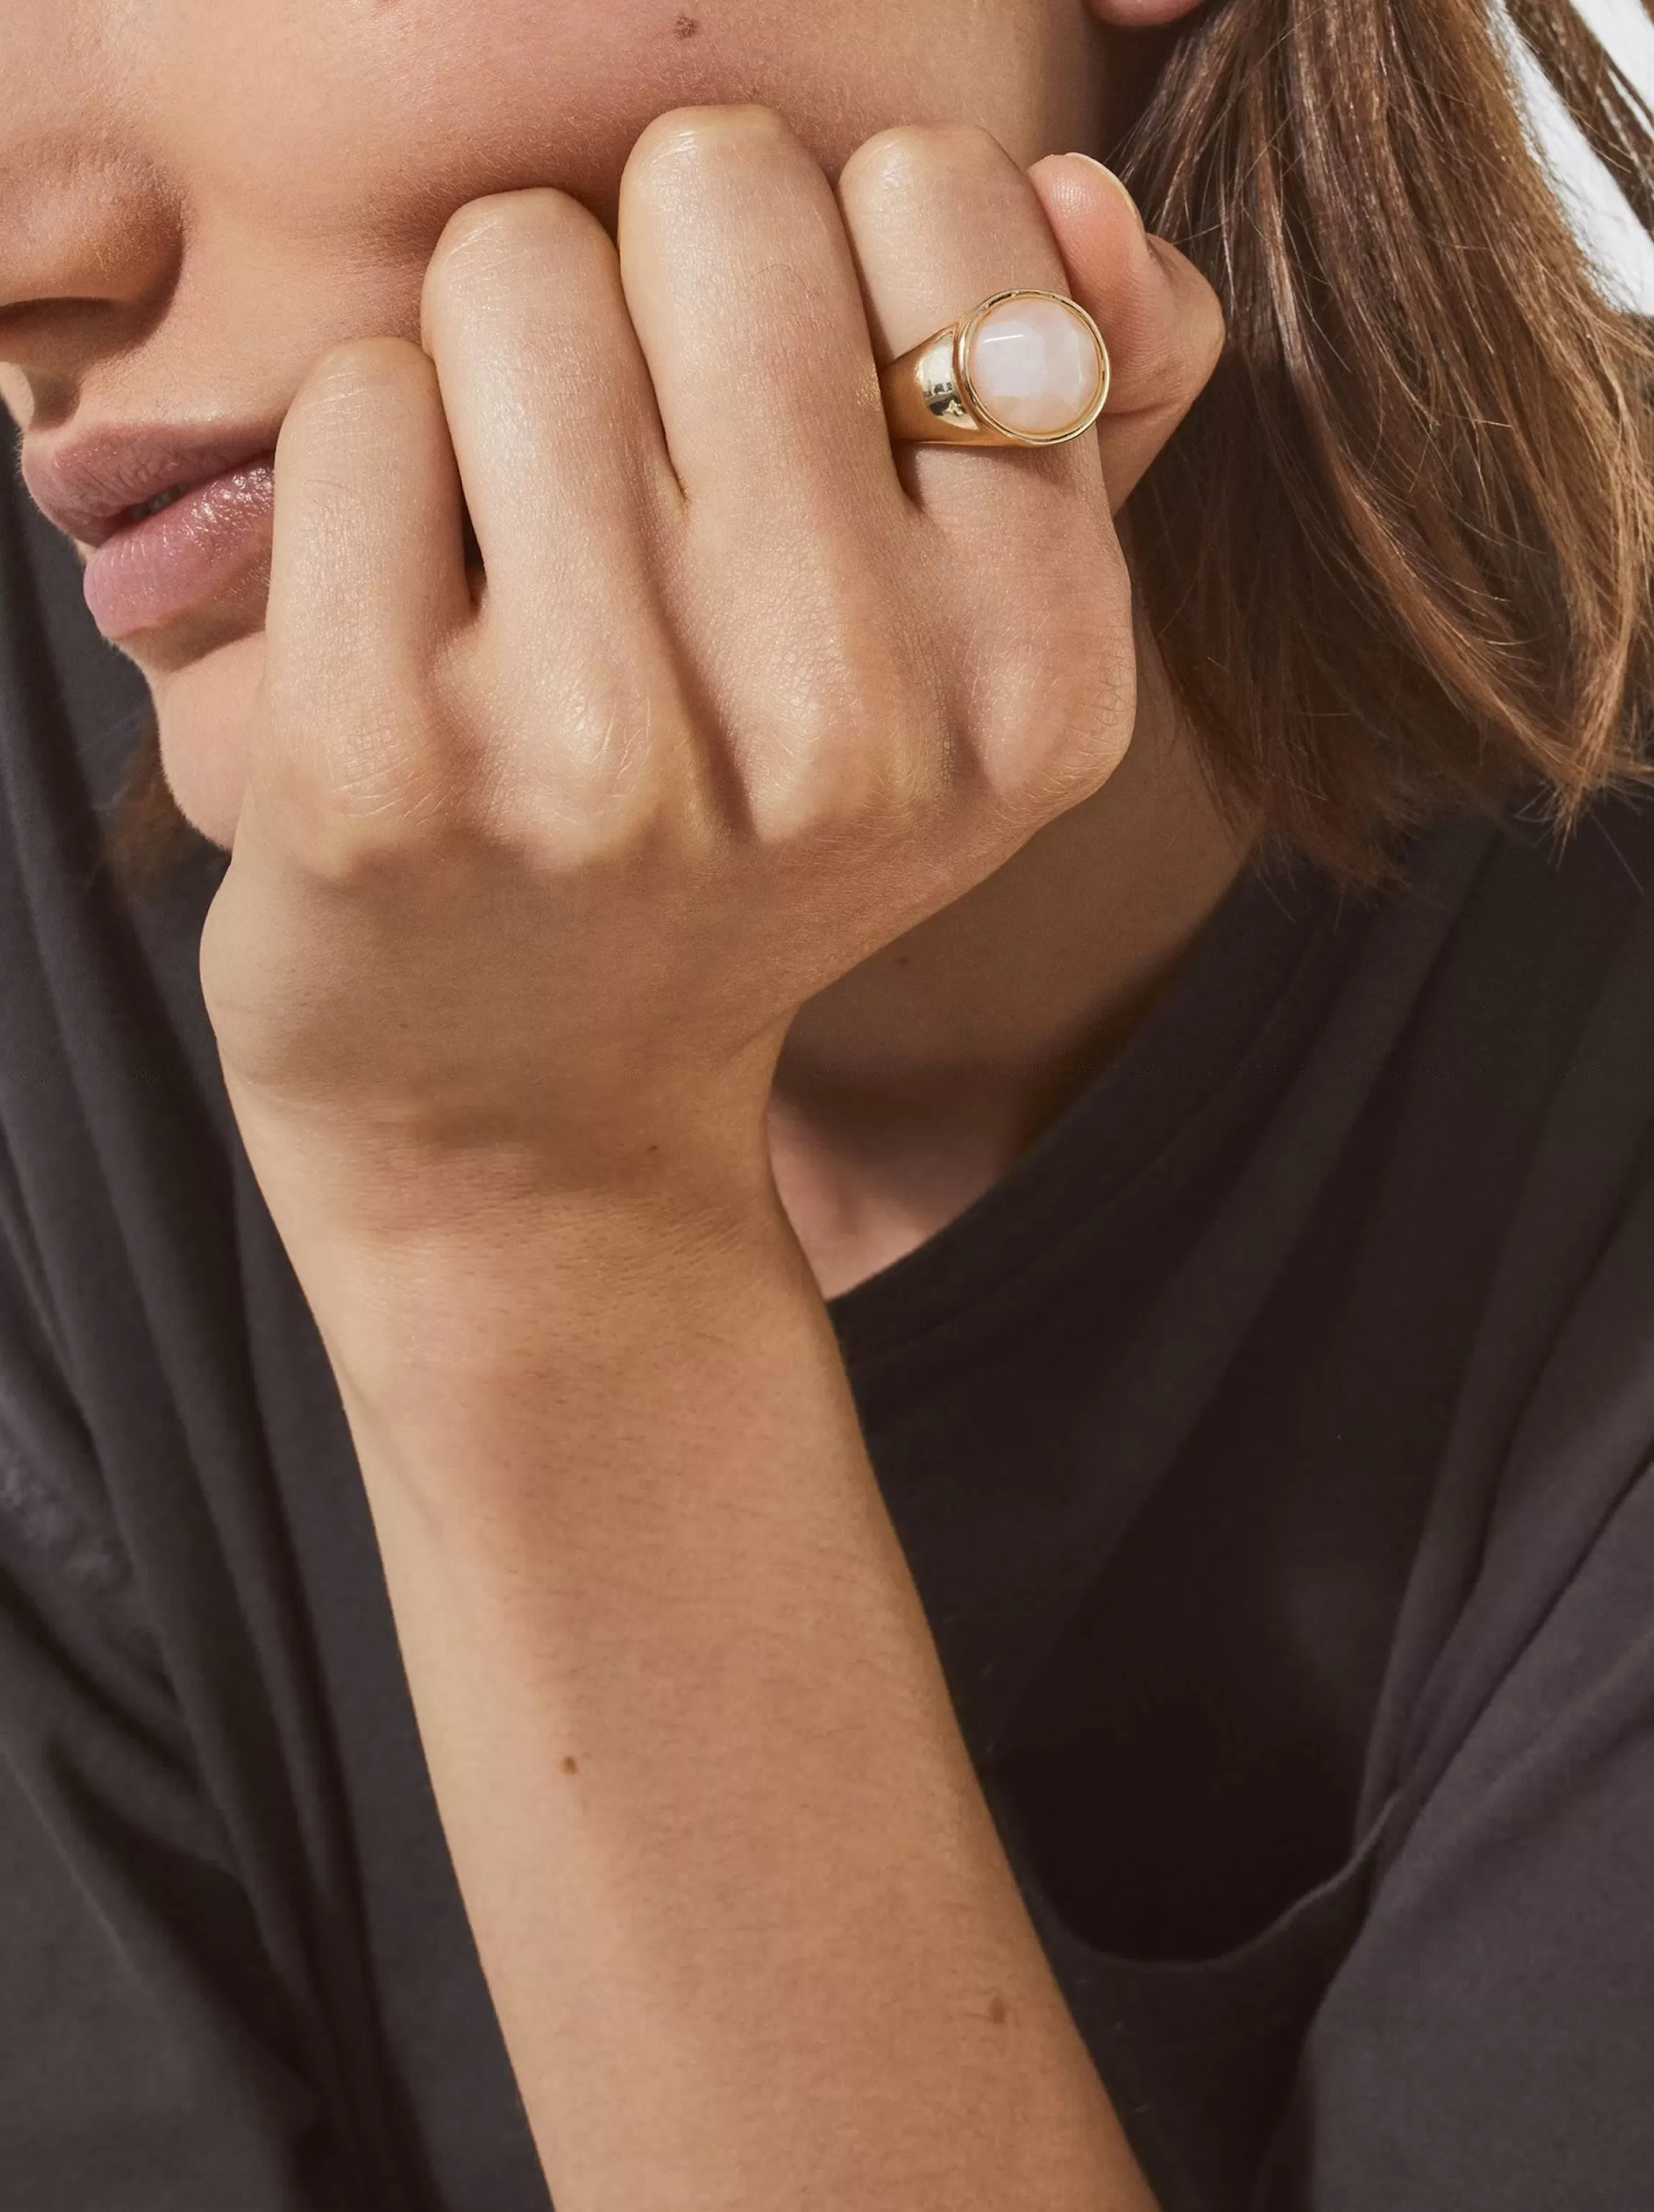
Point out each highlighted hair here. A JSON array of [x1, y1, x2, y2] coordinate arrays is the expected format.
[[1118, 0, 1654, 875]]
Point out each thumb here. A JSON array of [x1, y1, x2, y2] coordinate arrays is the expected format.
[[1028, 152, 1225, 513]]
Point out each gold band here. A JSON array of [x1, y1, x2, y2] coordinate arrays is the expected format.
[[879, 288, 1110, 449]]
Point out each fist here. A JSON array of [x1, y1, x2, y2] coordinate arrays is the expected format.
[[198, 109, 1223, 1239]]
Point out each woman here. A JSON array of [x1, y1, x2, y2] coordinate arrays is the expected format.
[[2, 0, 1652, 2206]]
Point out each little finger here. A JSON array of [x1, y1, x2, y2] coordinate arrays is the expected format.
[[1029, 154, 1225, 513]]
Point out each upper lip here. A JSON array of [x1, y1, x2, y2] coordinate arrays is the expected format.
[[19, 424, 280, 549]]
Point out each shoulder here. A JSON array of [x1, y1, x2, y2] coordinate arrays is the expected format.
[[1371, 789, 1654, 1151], [1266, 803, 1654, 2208], [1444, 788, 1654, 1007], [1344, 788, 1654, 1808]]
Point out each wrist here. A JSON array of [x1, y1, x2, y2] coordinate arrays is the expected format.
[[320, 1186, 854, 1565], [231, 1056, 781, 1289], [291, 1158, 813, 1418]]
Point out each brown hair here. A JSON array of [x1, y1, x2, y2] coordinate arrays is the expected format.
[[1117, 0, 1654, 877], [114, 0, 1654, 886]]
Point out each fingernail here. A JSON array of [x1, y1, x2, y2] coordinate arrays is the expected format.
[[1063, 152, 1146, 235]]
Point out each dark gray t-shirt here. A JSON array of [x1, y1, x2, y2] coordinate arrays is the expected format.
[[4, 454, 1653, 2212]]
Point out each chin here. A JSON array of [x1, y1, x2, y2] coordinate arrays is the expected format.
[[147, 631, 265, 852]]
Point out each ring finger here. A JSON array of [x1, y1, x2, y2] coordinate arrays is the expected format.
[[836, 122, 1108, 529]]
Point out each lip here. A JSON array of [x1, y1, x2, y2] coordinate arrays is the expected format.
[[22, 424, 280, 642]]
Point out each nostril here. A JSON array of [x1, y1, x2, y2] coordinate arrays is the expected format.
[[0, 294, 138, 370], [0, 162, 183, 370], [0, 295, 106, 331]]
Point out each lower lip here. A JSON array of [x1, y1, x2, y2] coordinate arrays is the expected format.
[[82, 460, 275, 641]]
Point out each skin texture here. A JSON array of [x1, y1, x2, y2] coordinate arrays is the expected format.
[[1, 0, 1243, 1293], [1, 6, 1239, 2208], [5, 0, 1107, 834]]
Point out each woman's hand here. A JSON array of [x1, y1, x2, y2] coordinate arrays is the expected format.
[[199, 110, 1222, 1252], [195, 117, 1221, 2211]]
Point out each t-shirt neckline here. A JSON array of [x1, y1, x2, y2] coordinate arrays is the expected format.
[[826, 845, 1363, 1371]]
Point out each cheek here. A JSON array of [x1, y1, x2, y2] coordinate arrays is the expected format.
[[148, 633, 266, 851]]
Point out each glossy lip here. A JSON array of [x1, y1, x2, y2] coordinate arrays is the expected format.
[[20, 422, 283, 548], [81, 463, 277, 642], [20, 422, 283, 644]]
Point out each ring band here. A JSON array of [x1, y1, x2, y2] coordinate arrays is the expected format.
[[879, 289, 1110, 449]]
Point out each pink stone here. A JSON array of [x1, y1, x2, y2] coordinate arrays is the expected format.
[[964, 295, 1104, 437]]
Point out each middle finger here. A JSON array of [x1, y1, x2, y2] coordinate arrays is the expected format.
[[617, 106, 903, 535]]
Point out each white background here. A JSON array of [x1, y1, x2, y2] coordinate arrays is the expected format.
[[1522, 0, 1654, 304]]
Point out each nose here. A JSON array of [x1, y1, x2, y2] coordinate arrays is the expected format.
[[0, 155, 181, 407], [0, 14, 180, 419]]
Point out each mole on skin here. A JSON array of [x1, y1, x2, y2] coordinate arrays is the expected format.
[[561, 1755, 579, 1775], [987, 1995, 1008, 2025], [674, 12, 699, 36]]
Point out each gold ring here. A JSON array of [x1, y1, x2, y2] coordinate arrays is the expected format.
[[879, 288, 1110, 449]]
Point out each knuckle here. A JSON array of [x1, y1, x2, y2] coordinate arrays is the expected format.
[[424, 189, 598, 321], [482, 659, 708, 861], [749, 659, 938, 844], [970, 588, 1135, 810], [284, 337, 424, 444], [1187, 272, 1229, 386], [626, 103, 795, 193], [434, 188, 559, 264], [1050, 648, 1134, 757], [1082, 521, 1133, 612], [514, 686, 657, 821], [1138, 249, 1227, 403], [273, 362, 439, 558], [844, 120, 1010, 204], [257, 706, 471, 891], [278, 792, 454, 900]]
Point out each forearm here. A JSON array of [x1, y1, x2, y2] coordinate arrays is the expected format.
[[314, 1189, 1155, 2212], [195, 104, 1212, 2209]]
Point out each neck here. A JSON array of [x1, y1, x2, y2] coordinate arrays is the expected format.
[[768, 619, 1255, 1298]]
